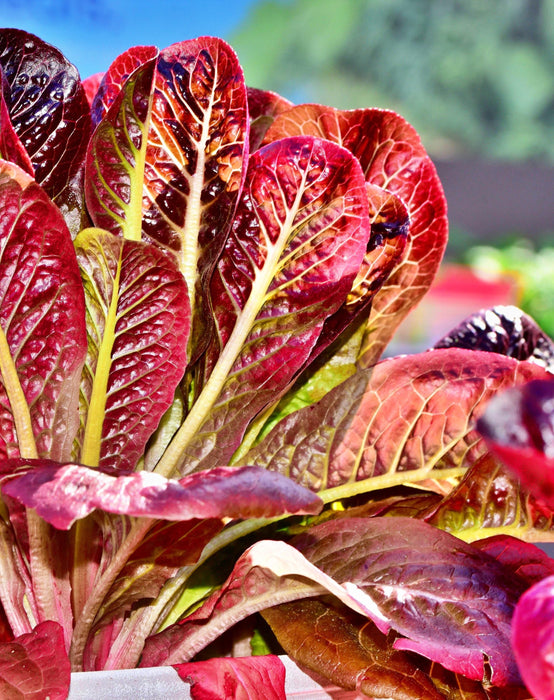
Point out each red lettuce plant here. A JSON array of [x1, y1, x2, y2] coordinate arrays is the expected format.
[[0, 27, 553, 699]]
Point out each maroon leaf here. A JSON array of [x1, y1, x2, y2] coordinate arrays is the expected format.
[[435, 305, 554, 372], [0, 160, 87, 461], [74, 228, 190, 471], [85, 37, 249, 359], [166, 135, 371, 476], [291, 516, 526, 685], [477, 378, 554, 507], [512, 574, 554, 700], [2, 463, 322, 530], [0, 71, 33, 175], [0, 621, 70, 700], [262, 104, 448, 365], [0, 28, 91, 201], [90, 45, 158, 125], [174, 655, 286, 700]]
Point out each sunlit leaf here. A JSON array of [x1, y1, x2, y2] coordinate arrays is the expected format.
[[262, 104, 448, 365], [0, 28, 91, 201], [0, 160, 87, 461], [74, 227, 190, 470]]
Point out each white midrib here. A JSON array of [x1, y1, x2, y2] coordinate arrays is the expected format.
[[154, 190, 303, 480], [179, 93, 214, 320]]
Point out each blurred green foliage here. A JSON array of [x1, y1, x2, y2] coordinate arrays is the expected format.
[[232, 0, 554, 163], [466, 240, 554, 336]]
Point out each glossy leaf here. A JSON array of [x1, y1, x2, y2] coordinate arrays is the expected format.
[[85, 37, 249, 341], [238, 349, 549, 496], [74, 227, 190, 471], [290, 516, 526, 685], [247, 86, 293, 152], [435, 305, 554, 373], [90, 45, 158, 125], [0, 71, 33, 175], [0, 160, 87, 461], [477, 378, 554, 507], [262, 598, 444, 699], [512, 575, 554, 700], [174, 655, 286, 700], [426, 453, 554, 542], [0, 621, 70, 700], [155, 135, 371, 477], [262, 104, 448, 365], [472, 534, 554, 584], [82, 72, 104, 108], [0, 28, 91, 201], [2, 463, 323, 530]]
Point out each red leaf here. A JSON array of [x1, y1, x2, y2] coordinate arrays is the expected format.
[[512, 575, 554, 700], [262, 104, 448, 364], [0, 161, 87, 461], [2, 463, 322, 529], [0, 621, 70, 700], [174, 655, 286, 700], [90, 45, 158, 125]]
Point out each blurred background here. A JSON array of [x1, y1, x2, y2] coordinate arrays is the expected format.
[[2, 0, 553, 342]]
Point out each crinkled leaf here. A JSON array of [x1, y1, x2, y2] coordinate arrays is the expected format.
[[477, 378, 554, 507], [426, 453, 554, 542], [0, 28, 91, 201], [512, 575, 554, 700], [435, 305, 554, 373], [85, 36, 249, 353], [74, 227, 190, 470], [0, 621, 70, 700], [0, 71, 33, 175], [174, 655, 286, 700], [262, 598, 444, 699], [247, 86, 293, 152], [90, 45, 158, 125], [0, 160, 87, 461], [238, 349, 549, 497], [2, 463, 322, 530], [163, 135, 371, 477], [262, 104, 448, 365], [290, 516, 526, 685]]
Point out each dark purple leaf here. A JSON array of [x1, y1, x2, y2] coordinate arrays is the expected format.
[[512, 575, 554, 699], [0, 621, 70, 700], [0, 70, 33, 175], [174, 655, 286, 700], [2, 463, 322, 529], [435, 305, 554, 372], [0, 28, 91, 201], [0, 160, 87, 461]]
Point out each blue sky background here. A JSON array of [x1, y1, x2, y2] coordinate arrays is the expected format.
[[1, 0, 259, 78]]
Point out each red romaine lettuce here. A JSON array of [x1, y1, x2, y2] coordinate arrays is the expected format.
[[0, 24, 550, 700]]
